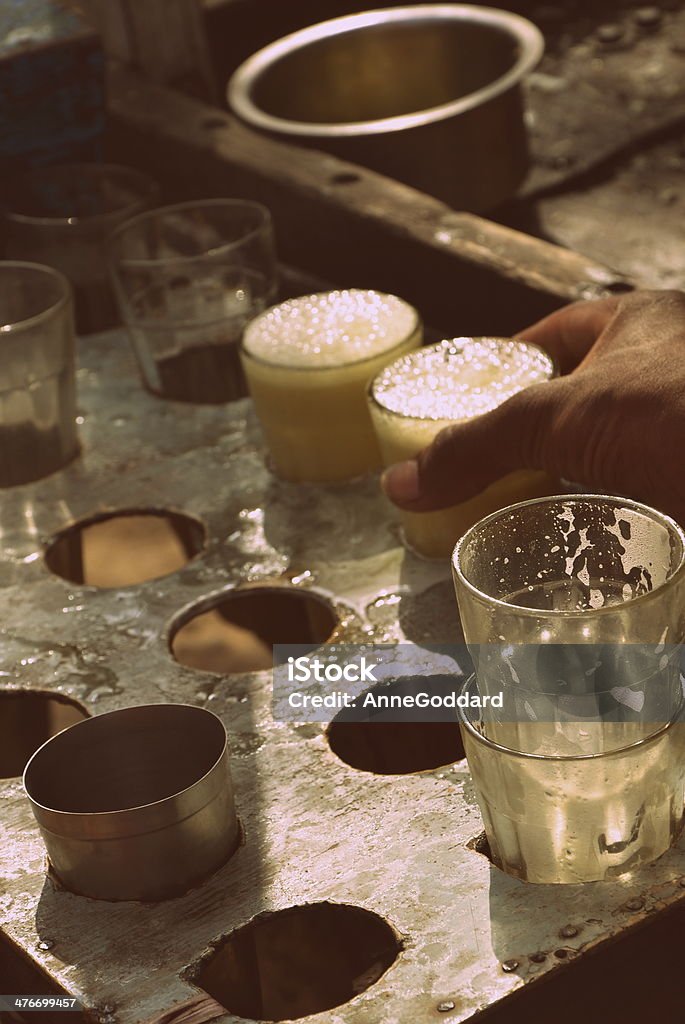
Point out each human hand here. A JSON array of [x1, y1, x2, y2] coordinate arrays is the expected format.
[[381, 290, 685, 525]]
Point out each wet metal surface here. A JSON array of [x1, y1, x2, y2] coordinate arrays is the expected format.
[[3, 328, 685, 1022]]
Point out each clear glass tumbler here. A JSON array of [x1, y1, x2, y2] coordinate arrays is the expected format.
[[459, 676, 685, 883], [452, 494, 685, 882], [453, 494, 685, 644], [0, 262, 79, 487], [3, 163, 158, 334], [453, 494, 685, 743], [109, 199, 277, 404]]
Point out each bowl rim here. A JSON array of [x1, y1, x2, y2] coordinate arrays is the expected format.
[[228, 4, 544, 138]]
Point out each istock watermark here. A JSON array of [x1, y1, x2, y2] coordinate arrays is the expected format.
[[274, 644, 478, 723], [272, 643, 684, 726], [286, 655, 379, 683]]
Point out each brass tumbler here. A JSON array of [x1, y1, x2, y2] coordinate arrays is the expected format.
[[23, 703, 240, 901]]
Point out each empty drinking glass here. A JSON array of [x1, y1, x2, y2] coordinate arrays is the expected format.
[[3, 163, 158, 333]]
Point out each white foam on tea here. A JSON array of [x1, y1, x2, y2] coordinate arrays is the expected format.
[[372, 337, 554, 420], [243, 290, 417, 368]]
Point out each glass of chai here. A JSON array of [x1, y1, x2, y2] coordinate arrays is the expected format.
[[453, 494, 685, 883], [0, 262, 79, 487], [368, 337, 556, 558], [109, 199, 277, 403], [241, 290, 422, 482]]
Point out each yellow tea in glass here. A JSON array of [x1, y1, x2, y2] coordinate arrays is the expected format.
[[369, 337, 556, 557], [241, 290, 421, 482]]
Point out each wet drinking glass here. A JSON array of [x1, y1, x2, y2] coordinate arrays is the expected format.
[[109, 199, 277, 403], [452, 494, 685, 882], [0, 262, 79, 487], [3, 163, 158, 333], [459, 676, 685, 883]]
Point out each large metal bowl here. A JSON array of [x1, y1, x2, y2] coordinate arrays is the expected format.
[[228, 4, 544, 212]]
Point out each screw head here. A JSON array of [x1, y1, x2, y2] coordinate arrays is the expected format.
[[501, 959, 519, 973], [635, 6, 662, 27], [597, 22, 624, 43]]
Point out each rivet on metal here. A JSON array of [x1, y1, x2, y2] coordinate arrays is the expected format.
[[597, 22, 624, 44], [437, 1000, 456, 1013], [501, 959, 519, 973], [634, 6, 662, 28], [554, 949, 569, 959], [37, 939, 55, 951], [559, 924, 578, 939], [625, 897, 645, 912], [529, 952, 547, 964]]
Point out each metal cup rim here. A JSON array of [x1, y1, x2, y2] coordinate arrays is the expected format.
[[23, 703, 229, 836], [228, 4, 544, 138]]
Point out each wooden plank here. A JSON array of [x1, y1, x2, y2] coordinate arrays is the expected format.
[[106, 63, 631, 337]]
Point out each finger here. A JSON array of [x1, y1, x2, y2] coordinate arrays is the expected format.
[[517, 296, 620, 374], [381, 378, 569, 512]]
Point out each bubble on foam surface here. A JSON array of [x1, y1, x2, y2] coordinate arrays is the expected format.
[[372, 338, 554, 420], [242, 289, 417, 368]]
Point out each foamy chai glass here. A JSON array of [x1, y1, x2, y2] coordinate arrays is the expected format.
[[453, 494, 685, 883], [368, 337, 556, 558], [241, 290, 422, 482]]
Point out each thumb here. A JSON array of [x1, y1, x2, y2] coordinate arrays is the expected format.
[[381, 378, 568, 512]]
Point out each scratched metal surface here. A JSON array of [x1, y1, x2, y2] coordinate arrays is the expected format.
[[2, 326, 685, 1024]]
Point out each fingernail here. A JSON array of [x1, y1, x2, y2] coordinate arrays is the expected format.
[[381, 460, 421, 502]]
